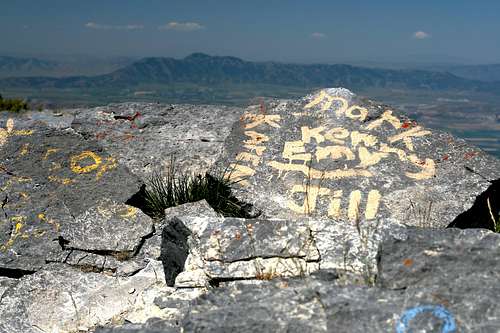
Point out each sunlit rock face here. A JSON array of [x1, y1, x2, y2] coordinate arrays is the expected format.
[[217, 88, 500, 228], [1, 89, 499, 333]]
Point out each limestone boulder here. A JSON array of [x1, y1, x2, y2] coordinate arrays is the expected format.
[[71, 103, 243, 178], [0, 115, 150, 272], [216, 88, 500, 228], [174, 229, 500, 332]]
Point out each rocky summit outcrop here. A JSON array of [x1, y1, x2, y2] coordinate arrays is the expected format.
[[0, 88, 499, 333]]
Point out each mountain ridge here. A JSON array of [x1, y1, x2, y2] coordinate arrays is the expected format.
[[1, 53, 500, 94]]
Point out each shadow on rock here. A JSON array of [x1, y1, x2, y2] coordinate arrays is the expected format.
[[448, 178, 499, 231]]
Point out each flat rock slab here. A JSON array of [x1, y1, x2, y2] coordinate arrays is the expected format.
[[0, 116, 147, 271], [156, 201, 405, 288], [72, 103, 244, 178], [0, 261, 201, 333], [217, 88, 500, 227], [175, 229, 500, 332]]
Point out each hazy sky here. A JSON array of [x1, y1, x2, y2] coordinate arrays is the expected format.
[[2, 0, 500, 64]]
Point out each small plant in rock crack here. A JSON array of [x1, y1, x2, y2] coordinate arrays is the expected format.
[[341, 214, 380, 287], [131, 160, 255, 219], [408, 199, 435, 229]]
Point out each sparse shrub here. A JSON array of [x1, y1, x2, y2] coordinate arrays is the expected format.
[[129, 160, 255, 219], [0, 94, 29, 112]]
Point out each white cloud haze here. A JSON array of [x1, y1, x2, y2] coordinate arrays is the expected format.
[[158, 21, 205, 31], [311, 32, 327, 39], [413, 31, 430, 39], [85, 22, 144, 30]]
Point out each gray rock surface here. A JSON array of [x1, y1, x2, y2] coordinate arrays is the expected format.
[[0, 117, 146, 271], [159, 229, 500, 333], [216, 88, 500, 227], [71, 103, 243, 178], [0, 261, 203, 333], [1, 90, 499, 333]]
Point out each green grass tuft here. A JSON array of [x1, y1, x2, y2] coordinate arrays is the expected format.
[[137, 161, 254, 219], [0, 94, 29, 112]]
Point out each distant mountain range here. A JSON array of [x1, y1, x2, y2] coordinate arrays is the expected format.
[[0, 55, 135, 78], [1, 53, 500, 94], [0, 56, 59, 77], [427, 64, 500, 82]]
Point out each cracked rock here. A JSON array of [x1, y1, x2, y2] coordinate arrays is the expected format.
[[0, 117, 144, 272], [0, 261, 201, 333], [216, 88, 500, 227]]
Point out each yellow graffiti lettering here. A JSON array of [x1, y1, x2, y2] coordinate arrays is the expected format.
[[268, 161, 372, 179], [228, 164, 256, 186], [48, 175, 75, 185], [287, 184, 331, 214], [43, 148, 60, 160], [365, 110, 401, 130], [1, 217, 25, 251], [96, 157, 117, 180], [328, 190, 343, 218], [244, 114, 281, 129], [351, 131, 378, 148], [324, 127, 350, 144], [405, 155, 436, 180], [379, 144, 408, 161], [244, 131, 270, 145], [243, 145, 266, 156], [120, 206, 138, 219], [37, 212, 60, 232], [389, 126, 432, 151], [70, 151, 102, 174], [304, 90, 349, 115], [301, 126, 325, 144], [357, 147, 389, 168], [20, 143, 29, 156], [315, 146, 355, 162], [348, 190, 362, 221], [283, 141, 311, 164], [365, 190, 381, 220], [0, 118, 33, 149], [235, 152, 261, 167], [346, 105, 368, 121]]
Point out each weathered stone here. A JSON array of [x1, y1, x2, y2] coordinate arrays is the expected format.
[[1, 91, 499, 333], [216, 88, 500, 228], [60, 200, 152, 253], [175, 228, 500, 332], [159, 201, 406, 287], [0, 276, 17, 299], [136, 200, 219, 286], [0, 261, 202, 333], [71, 103, 243, 178], [45, 248, 149, 276], [377, 227, 500, 290], [0, 116, 146, 272]]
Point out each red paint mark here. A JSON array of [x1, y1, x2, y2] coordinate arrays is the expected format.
[[402, 122, 411, 129], [464, 151, 478, 160], [403, 258, 414, 267], [441, 154, 449, 161], [259, 99, 266, 115]]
